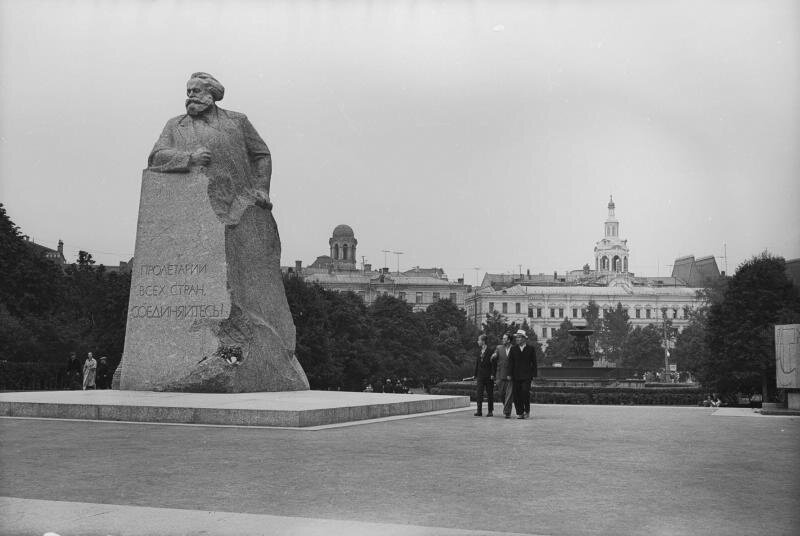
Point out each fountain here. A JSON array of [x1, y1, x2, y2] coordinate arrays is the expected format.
[[537, 327, 643, 388]]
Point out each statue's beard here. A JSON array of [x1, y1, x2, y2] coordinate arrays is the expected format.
[[185, 95, 214, 116]]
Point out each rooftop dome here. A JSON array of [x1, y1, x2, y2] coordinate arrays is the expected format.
[[332, 224, 355, 238]]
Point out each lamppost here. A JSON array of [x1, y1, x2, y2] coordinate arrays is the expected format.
[[661, 307, 673, 383]]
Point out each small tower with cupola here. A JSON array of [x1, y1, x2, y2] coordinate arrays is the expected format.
[[594, 196, 629, 273]]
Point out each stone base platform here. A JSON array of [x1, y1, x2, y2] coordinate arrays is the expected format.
[[0, 390, 469, 428]]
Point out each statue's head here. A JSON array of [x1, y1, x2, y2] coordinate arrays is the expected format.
[[185, 72, 225, 116]]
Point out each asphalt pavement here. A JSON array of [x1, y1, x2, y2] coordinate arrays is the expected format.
[[1, 404, 798, 535]]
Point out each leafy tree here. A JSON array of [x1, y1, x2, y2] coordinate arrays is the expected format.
[[544, 318, 574, 365], [621, 324, 664, 371], [673, 309, 710, 375], [77, 250, 95, 269], [583, 300, 601, 331], [699, 253, 800, 398], [597, 302, 630, 364], [370, 295, 444, 383], [481, 310, 508, 346], [424, 298, 467, 336], [0, 204, 65, 317]]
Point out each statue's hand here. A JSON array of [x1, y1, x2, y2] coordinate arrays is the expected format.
[[189, 147, 212, 167], [255, 191, 273, 210]]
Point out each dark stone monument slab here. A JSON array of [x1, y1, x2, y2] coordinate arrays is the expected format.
[[117, 72, 308, 392]]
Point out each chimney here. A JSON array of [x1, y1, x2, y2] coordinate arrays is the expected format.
[[553, 271, 558, 280], [58, 240, 64, 255], [526, 269, 530, 277], [382, 267, 389, 274], [364, 263, 372, 272], [295, 260, 302, 271], [457, 277, 464, 284]]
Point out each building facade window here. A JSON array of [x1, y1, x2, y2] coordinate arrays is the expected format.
[[635, 308, 641, 319], [515, 303, 521, 314], [550, 308, 555, 318], [450, 293, 457, 302], [572, 308, 578, 318], [646, 308, 651, 319], [432, 292, 440, 301], [542, 327, 548, 338], [489, 302, 495, 312], [398, 291, 406, 301], [416, 292, 423, 304], [528, 307, 534, 318], [502, 303, 508, 314], [558, 308, 564, 318], [537, 308, 543, 318]]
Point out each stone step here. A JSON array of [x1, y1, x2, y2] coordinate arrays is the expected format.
[[0, 390, 469, 428]]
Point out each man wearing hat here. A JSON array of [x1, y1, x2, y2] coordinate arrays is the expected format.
[[509, 329, 538, 419]]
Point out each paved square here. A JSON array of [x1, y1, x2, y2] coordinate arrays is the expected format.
[[1, 404, 798, 535]]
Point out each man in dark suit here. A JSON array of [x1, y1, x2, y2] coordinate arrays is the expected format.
[[473, 334, 497, 416], [492, 333, 514, 418], [509, 329, 537, 419]]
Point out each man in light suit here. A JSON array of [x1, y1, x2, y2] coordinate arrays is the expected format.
[[509, 329, 538, 419], [492, 333, 514, 418]]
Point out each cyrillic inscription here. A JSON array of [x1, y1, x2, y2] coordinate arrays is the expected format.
[[129, 303, 225, 319]]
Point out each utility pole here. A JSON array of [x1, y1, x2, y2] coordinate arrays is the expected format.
[[392, 251, 403, 275], [361, 256, 367, 272], [722, 242, 728, 275], [662, 307, 671, 383]]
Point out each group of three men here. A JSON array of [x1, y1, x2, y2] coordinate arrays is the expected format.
[[473, 330, 538, 419]]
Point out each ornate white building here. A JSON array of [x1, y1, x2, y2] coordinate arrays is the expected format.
[[465, 198, 716, 346]]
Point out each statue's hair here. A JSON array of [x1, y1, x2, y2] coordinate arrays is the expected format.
[[189, 72, 225, 101]]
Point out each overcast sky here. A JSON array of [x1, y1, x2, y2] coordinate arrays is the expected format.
[[1, 0, 798, 284]]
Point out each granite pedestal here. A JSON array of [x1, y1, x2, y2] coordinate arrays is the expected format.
[[0, 390, 469, 428]]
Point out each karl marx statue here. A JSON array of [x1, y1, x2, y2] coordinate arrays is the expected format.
[[119, 72, 309, 392], [149, 72, 273, 216]]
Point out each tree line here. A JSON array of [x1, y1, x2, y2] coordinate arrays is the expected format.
[[0, 204, 130, 368], [673, 253, 800, 399], [0, 203, 485, 389], [4, 202, 797, 397]]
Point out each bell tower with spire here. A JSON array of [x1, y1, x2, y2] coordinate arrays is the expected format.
[[594, 196, 630, 273]]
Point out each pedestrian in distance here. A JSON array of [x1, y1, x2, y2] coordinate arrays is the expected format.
[[66, 352, 82, 390], [472, 334, 497, 416], [82, 352, 97, 390], [492, 333, 515, 418], [96, 356, 112, 389], [509, 329, 537, 419]]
